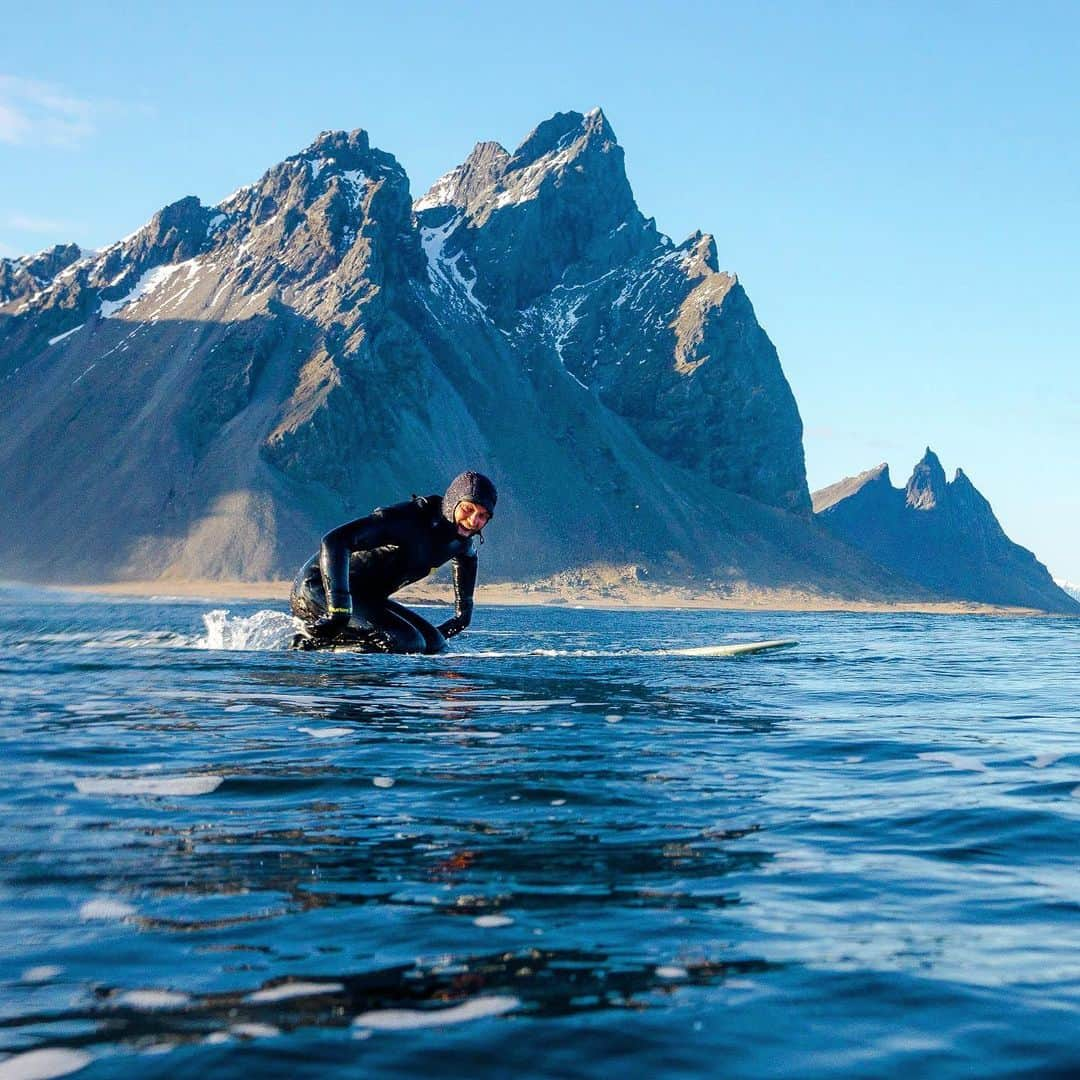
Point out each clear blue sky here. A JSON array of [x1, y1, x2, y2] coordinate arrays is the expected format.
[[3, 1, 1078, 582]]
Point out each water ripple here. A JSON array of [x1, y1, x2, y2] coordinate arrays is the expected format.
[[1, 593, 1078, 1076]]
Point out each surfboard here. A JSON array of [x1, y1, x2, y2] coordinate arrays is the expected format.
[[306, 638, 799, 658], [671, 638, 798, 657]]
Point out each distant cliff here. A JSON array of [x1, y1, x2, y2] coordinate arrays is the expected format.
[[0, 109, 888, 595], [813, 450, 1079, 614]]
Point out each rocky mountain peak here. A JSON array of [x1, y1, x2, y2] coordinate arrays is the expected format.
[[135, 196, 214, 261], [304, 127, 371, 160], [414, 141, 510, 213], [74, 196, 217, 317], [946, 466, 993, 516], [680, 231, 721, 277], [415, 110, 622, 225], [814, 451, 1079, 612], [489, 108, 633, 228], [28, 242, 81, 275], [203, 127, 424, 308], [905, 447, 948, 510], [811, 462, 892, 513], [584, 105, 613, 129], [505, 108, 615, 172], [502, 108, 628, 203], [416, 109, 649, 314], [0, 243, 82, 305], [291, 128, 411, 197], [220, 128, 411, 231]]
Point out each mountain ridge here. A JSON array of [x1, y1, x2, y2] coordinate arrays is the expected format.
[[0, 110, 1065, 612], [813, 449, 1078, 614]]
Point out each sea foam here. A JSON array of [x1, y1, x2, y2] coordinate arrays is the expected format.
[[199, 609, 296, 651], [74, 775, 223, 796], [352, 995, 519, 1030], [0, 1048, 93, 1080]]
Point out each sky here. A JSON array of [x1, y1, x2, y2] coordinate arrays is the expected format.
[[3, 1, 1078, 582]]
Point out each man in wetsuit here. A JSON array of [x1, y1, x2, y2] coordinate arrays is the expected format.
[[290, 471, 497, 654]]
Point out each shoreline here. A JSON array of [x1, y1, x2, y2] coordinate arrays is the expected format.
[[50, 578, 1058, 617]]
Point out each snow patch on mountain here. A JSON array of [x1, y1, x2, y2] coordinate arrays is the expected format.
[[492, 135, 579, 210], [48, 324, 84, 346], [99, 259, 201, 318], [100, 264, 182, 317], [419, 215, 486, 315], [414, 168, 459, 212]]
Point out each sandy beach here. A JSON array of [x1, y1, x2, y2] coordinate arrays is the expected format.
[[58, 578, 1055, 617]]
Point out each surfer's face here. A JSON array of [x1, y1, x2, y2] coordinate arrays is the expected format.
[[454, 500, 491, 537]]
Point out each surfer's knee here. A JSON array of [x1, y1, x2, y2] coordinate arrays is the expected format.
[[392, 624, 428, 654]]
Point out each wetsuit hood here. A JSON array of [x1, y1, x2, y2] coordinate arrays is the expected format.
[[442, 471, 498, 525]]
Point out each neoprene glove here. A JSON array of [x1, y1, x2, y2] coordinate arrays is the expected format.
[[311, 611, 350, 639]]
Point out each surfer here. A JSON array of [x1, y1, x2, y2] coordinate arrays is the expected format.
[[289, 471, 497, 654]]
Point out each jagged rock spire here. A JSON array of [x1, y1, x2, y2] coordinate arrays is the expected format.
[[905, 447, 948, 510]]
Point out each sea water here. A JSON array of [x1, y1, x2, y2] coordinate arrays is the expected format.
[[0, 586, 1077, 1078]]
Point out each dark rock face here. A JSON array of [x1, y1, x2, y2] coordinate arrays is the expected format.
[[416, 109, 810, 513], [425, 110, 647, 314], [0, 112, 923, 597], [814, 450, 1079, 613]]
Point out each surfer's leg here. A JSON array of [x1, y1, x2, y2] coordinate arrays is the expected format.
[[384, 600, 448, 655], [288, 559, 333, 648], [343, 600, 427, 654], [288, 584, 438, 655]]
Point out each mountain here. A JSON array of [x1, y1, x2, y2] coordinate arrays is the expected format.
[[0, 111, 1022, 607], [414, 109, 810, 514], [813, 450, 1079, 613], [1057, 580, 1080, 603]]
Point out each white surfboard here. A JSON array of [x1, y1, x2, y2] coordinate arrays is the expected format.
[[671, 638, 798, 657], [317, 638, 799, 658]]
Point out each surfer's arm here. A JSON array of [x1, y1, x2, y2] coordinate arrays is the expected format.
[[437, 553, 478, 639], [318, 515, 383, 616]]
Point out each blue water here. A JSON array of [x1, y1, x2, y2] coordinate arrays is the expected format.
[[1, 587, 1078, 1078]]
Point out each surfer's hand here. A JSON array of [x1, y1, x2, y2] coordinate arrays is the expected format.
[[311, 612, 350, 640], [437, 615, 468, 639]]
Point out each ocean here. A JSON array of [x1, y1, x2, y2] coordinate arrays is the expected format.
[[1, 587, 1077, 1078]]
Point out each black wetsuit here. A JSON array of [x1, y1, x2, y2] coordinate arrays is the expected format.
[[290, 495, 478, 654]]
